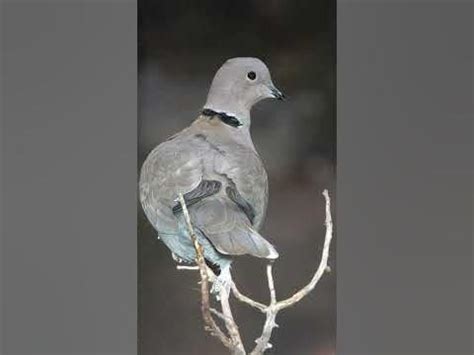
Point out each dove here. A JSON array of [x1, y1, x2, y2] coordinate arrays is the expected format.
[[139, 57, 285, 291]]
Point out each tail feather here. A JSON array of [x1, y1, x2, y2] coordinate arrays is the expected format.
[[201, 224, 278, 259], [188, 197, 279, 259]]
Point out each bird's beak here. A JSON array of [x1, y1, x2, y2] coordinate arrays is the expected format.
[[270, 86, 286, 101]]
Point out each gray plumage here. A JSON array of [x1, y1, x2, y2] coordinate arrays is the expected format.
[[139, 57, 283, 281]]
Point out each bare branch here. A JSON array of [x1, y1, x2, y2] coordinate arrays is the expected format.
[[220, 287, 246, 354], [178, 189, 334, 355], [178, 193, 233, 349], [250, 263, 278, 355], [250, 189, 334, 354], [266, 263, 276, 305], [274, 189, 333, 311], [210, 308, 228, 321], [250, 310, 278, 355], [231, 283, 266, 312], [176, 265, 200, 271]]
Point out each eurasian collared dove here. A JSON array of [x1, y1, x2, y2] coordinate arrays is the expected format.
[[139, 57, 284, 288]]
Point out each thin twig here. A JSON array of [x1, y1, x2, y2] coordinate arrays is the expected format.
[[231, 283, 266, 312], [178, 189, 334, 355], [178, 193, 232, 349], [210, 308, 228, 321], [250, 310, 277, 355], [220, 287, 246, 354], [266, 263, 276, 305], [250, 263, 278, 354], [274, 189, 333, 311], [249, 189, 334, 354], [176, 265, 200, 271]]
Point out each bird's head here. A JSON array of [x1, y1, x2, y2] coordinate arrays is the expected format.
[[203, 57, 285, 127]]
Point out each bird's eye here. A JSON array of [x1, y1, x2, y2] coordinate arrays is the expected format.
[[247, 71, 257, 81]]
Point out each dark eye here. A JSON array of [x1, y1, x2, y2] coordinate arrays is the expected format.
[[247, 71, 257, 80]]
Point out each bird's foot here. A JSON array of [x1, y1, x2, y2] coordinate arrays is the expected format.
[[210, 266, 232, 299], [172, 252, 189, 264]]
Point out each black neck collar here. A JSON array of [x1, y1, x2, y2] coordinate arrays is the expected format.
[[201, 108, 242, 128]]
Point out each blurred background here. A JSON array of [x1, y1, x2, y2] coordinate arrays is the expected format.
[[138, 1, 336, 354]]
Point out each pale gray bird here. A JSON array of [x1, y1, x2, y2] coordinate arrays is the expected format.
[[139, 57, 284, 289]]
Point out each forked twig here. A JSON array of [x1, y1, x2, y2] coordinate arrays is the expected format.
[[274, 189, 333, 310], [178, 189, 334, 354], [249, 189, 334, 354]]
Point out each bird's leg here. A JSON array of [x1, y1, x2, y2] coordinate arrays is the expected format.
[[211, 264, 232, 299]]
